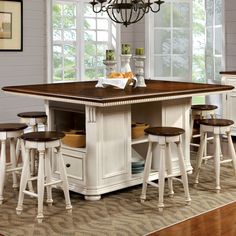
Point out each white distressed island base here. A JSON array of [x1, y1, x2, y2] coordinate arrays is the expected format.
[[2, 80, 233, 200]]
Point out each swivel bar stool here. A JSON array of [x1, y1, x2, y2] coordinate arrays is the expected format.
[[17, 111, 47, 175], [190, 104, 218, 161], [194, 119, 236, 192], [140, 126, 191, 211], [16, 131, 72, 223], [0, 123, 28, 204]]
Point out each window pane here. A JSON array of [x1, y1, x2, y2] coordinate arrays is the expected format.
[[84, 30, 96, 41], [154, 29, 171, 54], [206, 28, 213, 56], [54, 69, 63, 81], [53, 30, 62, 41], [215, 0, 222, 25], [85, 69, 97, 79], [63, 4, 76, 17], [215, 27, 222, 55], [84, 4, 96, 17], [85, 18, 96, 29], [97, 19, 108, 30], [205, 0, 214, 26], [154, 56, 171, 77], [64, 69, 76, 80], [64, 17, 76, 29], [97, 31, 108, 42], [53, 45, 63, 68], [154, 3, 171, 27], [64, 30, 76, 41], [205, 56, 214, 79], [215, 57, 222, 81], [53, 4, 62, 29], [173, 29, 189, 54], [97, 43, 107, 56], [173, 55, 189, 77], [173, 3, 190, 28], [64, 44, 76, 56], [97, 56, 104, 66]]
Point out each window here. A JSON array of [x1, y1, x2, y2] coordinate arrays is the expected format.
[[205, 0, 223, 82], [147, 0, 223, 83], [147, 0, 192, 81], [51, 0, 119, 82]]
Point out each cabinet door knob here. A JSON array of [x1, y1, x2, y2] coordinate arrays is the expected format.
[[66, 163, 71, 168]]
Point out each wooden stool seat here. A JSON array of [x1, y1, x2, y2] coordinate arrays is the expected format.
[[17, 112, 48, 176], [199, 118, 234, 127], [0, 123, 28, 204], [191, 104, 218, 111], [194, 119, 236, 192], [190, 104, 218, 162], [21, 131, 65, 142], [16, 131, 72, 223], [145, 127, 185, 136], [0, 123, 28, 132], [17, 111, 47, 118], [141, 126, 191, 211]]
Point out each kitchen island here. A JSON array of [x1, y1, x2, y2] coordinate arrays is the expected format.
[[221, 71, 236, 135], [2, 80, 234, 200]]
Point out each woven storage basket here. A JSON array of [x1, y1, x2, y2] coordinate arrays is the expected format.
[[132, 123, 149, 139], [62, 130, 86, 148]]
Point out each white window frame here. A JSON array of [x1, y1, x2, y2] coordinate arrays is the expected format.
[[47, 0, 120, 83], [146, 0, 192, 81]]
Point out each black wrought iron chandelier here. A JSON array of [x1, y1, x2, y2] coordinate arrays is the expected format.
[[89, 0, 164, 27]]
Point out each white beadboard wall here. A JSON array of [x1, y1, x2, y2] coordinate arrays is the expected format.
[[225, 0, 236, 70], [0, 0, 46, 122]]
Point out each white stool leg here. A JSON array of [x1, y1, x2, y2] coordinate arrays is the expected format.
[[166, 142, 174, 197], [16, 147, 31, 214], [214, 132, 221, 192], [37, 150, 45, 223], [227, 131, 236, 176], [9, 137, 18, 189], [190, 114, 194, 143], [141, 141, 153, 202], [194, 130, 207, 184], [158, 143, 166, 211], [0, 139, 6, 204], [15, 138, 20, 164], [30, 125, 37, 176], [20, 139, 34, 193], [176, 141, 191, 205], [45, 148, 53, 206], [57, 146, 72, 212]]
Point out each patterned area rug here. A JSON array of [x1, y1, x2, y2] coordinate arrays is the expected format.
[[1, 159, 236, 236]]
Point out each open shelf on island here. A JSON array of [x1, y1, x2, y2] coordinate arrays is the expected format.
[[131, 135, 149, 145]]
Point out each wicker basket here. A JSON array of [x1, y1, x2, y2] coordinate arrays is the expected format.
[[62, 130, 86, 148], [132, 123, 149, 139]]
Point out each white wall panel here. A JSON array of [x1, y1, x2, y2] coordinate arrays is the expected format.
[[225, 0, 236, 70], [0, 0, 46, 122]]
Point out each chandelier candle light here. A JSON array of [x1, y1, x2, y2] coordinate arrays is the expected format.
[[133, 47, 146, 87], [103, 50, 117, 77], [89, 0, 165, 27]]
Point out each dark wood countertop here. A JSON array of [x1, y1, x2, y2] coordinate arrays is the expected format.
[[220, 71, 236, 75], [2, 80, 234, 106]]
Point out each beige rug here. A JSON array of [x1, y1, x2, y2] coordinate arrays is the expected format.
[[1, 159, 236, 236]]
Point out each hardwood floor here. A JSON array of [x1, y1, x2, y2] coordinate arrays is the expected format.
[[148, 201, 236, 236], [148, 136, 236, 236]]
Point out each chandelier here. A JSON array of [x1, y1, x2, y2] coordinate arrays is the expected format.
[[89, 0, 164, 27]]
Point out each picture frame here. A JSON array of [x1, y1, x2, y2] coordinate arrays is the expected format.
[[0, 0, 23, 51]]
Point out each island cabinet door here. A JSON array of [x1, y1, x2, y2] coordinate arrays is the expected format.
[[52, 147, 86, 192], [222, 76, 236, 136], [85, 105, 132, 192]]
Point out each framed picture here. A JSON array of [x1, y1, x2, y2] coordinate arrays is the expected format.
[[0, 0, 22, 51]]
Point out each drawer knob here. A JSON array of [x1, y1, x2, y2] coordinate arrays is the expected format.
[[66, 163, 71, 168]]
